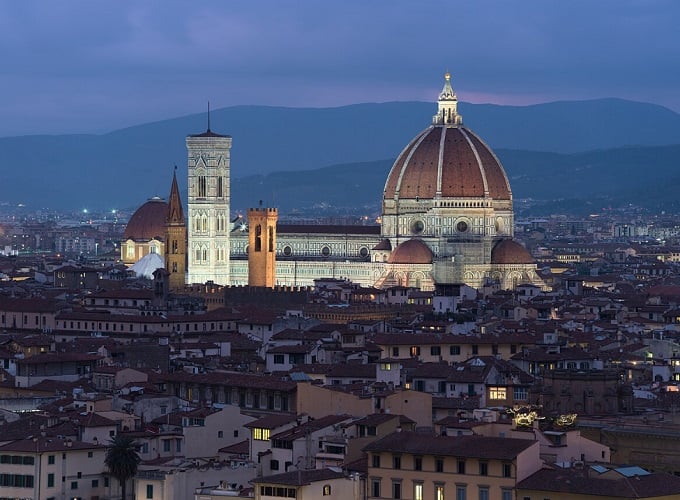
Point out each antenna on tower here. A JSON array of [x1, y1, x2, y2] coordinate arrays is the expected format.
[[207, 101, 211, 132]]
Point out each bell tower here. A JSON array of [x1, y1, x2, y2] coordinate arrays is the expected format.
[[186, 111, 231, 285], [165, 167, 187, 291], [247, 207, 278, 288]]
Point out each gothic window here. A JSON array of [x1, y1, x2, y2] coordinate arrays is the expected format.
[[202, 247, 208, 262], [255, 224, 262, 252], [217, 176, 223, 198], [198, 175, 207, 197], [195, 248, 201, 262], [172, 262, 177, 272], [268, 227, 274, 252], [172, 239, 178, 254]]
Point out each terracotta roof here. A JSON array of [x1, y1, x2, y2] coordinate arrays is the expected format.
[[252, 468, 345, 486], [384, 126, 511, 201], [491, 239, 534, 265], [219, 439, 249, 455], [517, 467, 680, 498], [364, 430, 534, 459], [158, 371, 297, 392], [277, 224, 380, 235], [388, 239, 433, 265], [0, 437, 105, 453], [123, 198, 168, 241], [244, 413, 297, 430]]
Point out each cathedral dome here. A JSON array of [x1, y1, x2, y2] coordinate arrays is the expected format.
[[124, 197, 168, 241], [383, 73, 511, 202], [491, 239, 534, 264], [388, 239, 433, 264]]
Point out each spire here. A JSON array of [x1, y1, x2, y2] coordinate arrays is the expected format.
[[207, 101, 211, 132], [433, 71, 463, 126], [167, 166, 185, 225]]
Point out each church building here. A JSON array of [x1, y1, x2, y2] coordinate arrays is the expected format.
[[123, 73, 544, 292]]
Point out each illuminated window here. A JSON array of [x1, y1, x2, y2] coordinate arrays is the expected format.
[[436, 483, 445, 500], [489, 387, 507, 400], [410, 346, 420, 357], [253, 428, 270, 441], [414, 482, 423, 500], [323, 484, 331, 495]]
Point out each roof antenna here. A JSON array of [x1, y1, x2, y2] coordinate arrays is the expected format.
[[207, 101, 211, 132]]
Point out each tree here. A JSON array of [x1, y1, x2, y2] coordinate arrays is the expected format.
[[104, 434, 141, 500]]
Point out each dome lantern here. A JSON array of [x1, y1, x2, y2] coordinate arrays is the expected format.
[[433, 72, 462, 126]]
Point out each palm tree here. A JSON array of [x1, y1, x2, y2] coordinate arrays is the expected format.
[[104, 434, 141, 500]]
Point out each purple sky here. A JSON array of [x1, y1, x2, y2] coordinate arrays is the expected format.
[[1, 0, 679, 136]]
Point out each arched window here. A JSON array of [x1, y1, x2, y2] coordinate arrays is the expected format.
[[255, 224, 262, 252], [217, 176, 223, 198], [198, 175, 207, 198]]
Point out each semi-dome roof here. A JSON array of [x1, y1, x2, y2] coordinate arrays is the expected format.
[[388, 239, 433, 264], [383, 73, 511, 202], [124, 197, 168, 241], [491, 239, 534, 265]]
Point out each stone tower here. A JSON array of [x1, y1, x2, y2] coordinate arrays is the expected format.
[[165, 168, 187, 291], [247, 207, 278, 287], [186, 119, 231, 285]]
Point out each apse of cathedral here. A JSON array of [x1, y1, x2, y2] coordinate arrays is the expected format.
[[123, 73, 544, 291]]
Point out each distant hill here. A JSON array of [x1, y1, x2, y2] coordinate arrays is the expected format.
[[232, 145, 680, 216], [1, 99, 680, 210]]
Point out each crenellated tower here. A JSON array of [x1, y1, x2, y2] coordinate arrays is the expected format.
[[247, 207, 278, 287]]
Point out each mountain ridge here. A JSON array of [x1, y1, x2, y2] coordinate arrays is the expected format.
[[2, 99, 680, 211]]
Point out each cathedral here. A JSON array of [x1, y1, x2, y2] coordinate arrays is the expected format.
[[122, 73, 544, 291]]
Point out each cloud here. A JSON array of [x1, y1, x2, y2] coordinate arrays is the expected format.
[[0, 0, 678, 136]]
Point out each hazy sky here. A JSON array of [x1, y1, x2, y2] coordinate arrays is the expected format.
[[1, 0, 678, 136]]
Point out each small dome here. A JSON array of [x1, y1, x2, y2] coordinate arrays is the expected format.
[[372, 239, 392, 251], [388, 239, 433, 264], [124, 198, 168, 241], [491, 239, 534, 265]]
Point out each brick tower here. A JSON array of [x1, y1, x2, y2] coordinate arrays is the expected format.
[[165, 168, 187, 291], [247, 207, 278, 287]]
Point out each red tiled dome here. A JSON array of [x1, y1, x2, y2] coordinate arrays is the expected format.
[[384, 126, 511, 201], [123, 198, 168, 241], [491, 239, 534, 264], [388, 239, 433, 264]]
